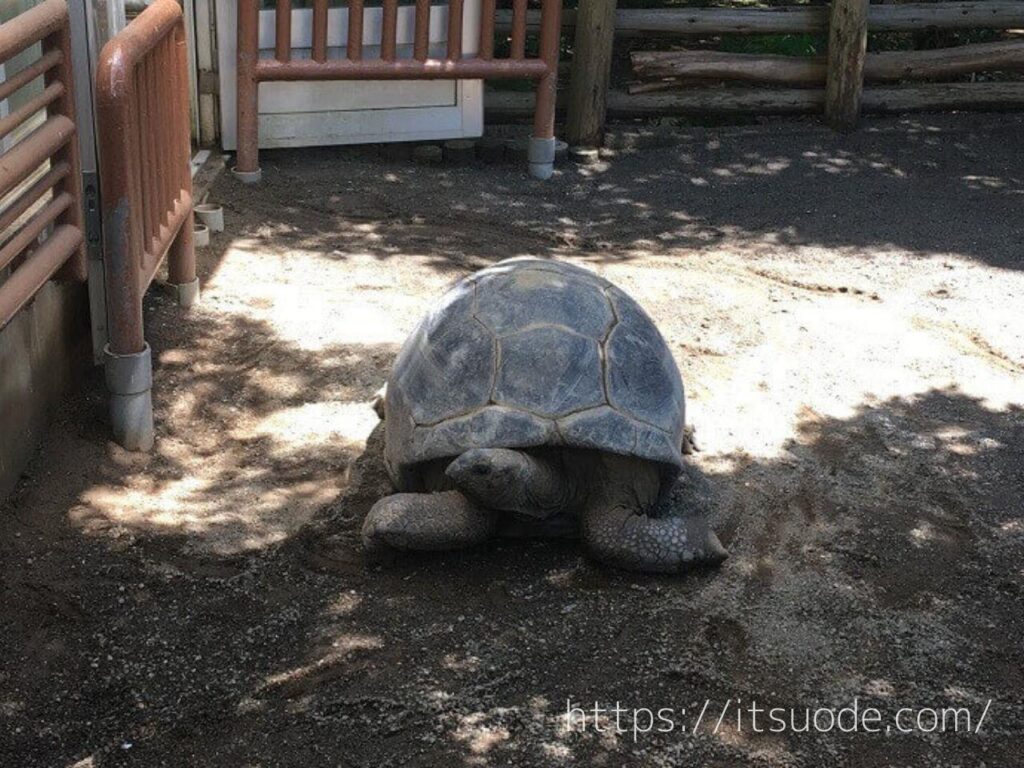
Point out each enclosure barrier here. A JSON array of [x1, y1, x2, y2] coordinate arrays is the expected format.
[[0, 0, 85, 330], [235, 0, 564, 180], [492, 1, 1024, 141], [95, 0, 195, 451]]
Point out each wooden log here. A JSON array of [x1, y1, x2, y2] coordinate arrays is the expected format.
[[494, 3, 1024, 37], [485, 82, 1024, 118], [868, 2, 1024, 33], [631, 41, 1024, 86], [825, 0, 869, 130], [860, 81, 1024, 111], [633, 50, 825, 86], [868, 39, 1024, 80], [566, 0, 618, 146], [486, 87, 823, 117]]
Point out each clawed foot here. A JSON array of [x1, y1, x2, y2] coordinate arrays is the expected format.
[[361, 490, 498, 554]]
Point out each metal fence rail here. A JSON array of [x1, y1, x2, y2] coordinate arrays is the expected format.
[[0, 0, 85, 330], [235, 0, 564, 181], [95, 0, 196, 451]]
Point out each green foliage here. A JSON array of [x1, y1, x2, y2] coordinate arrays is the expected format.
[[718, 33, 825, 57]]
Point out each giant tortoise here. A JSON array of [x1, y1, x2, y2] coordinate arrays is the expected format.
[[362, 258, 727, 573]]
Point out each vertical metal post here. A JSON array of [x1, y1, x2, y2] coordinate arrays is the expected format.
[[347, 0, 363, 60], [233, 0, 261, 181], [413, 0, 429, 62], [275, 0, 292, 61], [477, 0, 494, 60], [381, 0, 398, 62], [529, 0, 562, 179]]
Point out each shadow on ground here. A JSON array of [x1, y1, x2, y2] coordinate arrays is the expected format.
[[230, 115, 1024, 273], [1, 384, 1021, 767]]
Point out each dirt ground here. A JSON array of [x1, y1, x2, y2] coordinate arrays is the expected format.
[[2, 114, 1023, 767]]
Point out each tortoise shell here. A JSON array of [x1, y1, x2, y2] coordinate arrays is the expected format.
[[383, 258, 685, 489]]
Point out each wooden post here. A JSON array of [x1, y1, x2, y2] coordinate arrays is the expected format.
[[824, 0, 869, 131], [566, 0, 617, 146]]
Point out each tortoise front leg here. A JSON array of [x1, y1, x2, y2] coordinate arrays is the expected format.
[[361, 491, 498, 553]]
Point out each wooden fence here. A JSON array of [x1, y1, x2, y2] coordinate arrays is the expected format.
[[492, 1, 1024, 143]]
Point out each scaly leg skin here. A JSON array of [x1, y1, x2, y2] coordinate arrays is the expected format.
[[361, 490, 498, 554], [445, 448, 576, 519], [581, 503, 727, 574]]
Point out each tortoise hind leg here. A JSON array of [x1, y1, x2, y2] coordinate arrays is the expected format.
[[361, 490, 498, 553]]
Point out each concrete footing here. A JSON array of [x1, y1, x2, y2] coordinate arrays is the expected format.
[[528, 137, 556, 180], [104, 343, 154, 452], [231, 166, 262, 184], [171, 278, 200, 309]]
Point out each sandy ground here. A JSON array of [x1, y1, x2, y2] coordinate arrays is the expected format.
[[1, 114, 1023, 767]]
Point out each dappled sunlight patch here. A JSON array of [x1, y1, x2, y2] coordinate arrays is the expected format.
[[71, 429, 346, 554], [710, 720, 793, 764], [326, 590, 363, 616], [909, 521, 938, 547], [961, 174, 1010, 190], [442, 653, 482, 672], [452, 711, 511, 757], [237, 401, 378, 458], [862, 678, 895, 698], [256, 634, 384, 699], [201, 247, 427, 350]]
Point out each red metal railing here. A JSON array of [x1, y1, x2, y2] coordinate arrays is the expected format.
[[235, 0, 564, 180], [95, 0, 196, 451], [0, 0, 85, 330]]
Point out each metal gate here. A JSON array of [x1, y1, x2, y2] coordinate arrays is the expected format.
[[95, 0, 195, 451], [0, 0, 86, 329], [234, 0, 563, 180]]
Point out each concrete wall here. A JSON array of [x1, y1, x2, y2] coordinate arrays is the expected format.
[[0, 282, 89, 501]]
